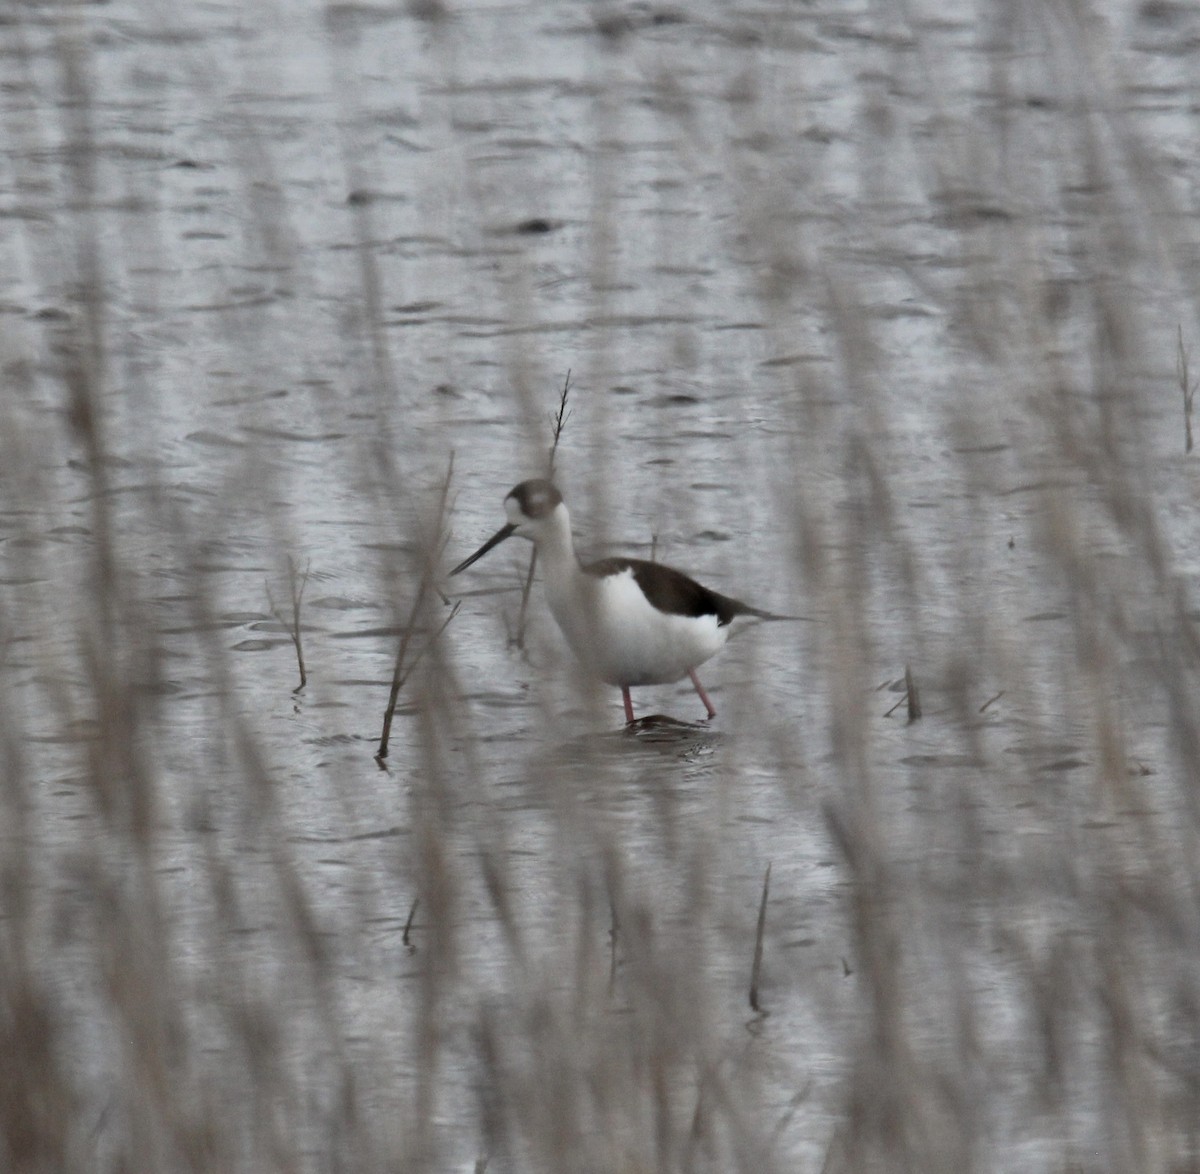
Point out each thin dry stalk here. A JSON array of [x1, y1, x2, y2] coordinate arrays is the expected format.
[[608, 895, 619, 995], [377, 456, 460, 761], [267, 557, 311, 693], [1177, 325, 1197, 454], [514, 370, 572, 648], [378, 593, 461, 762], [749, 863, 771, 1014], [883, 666, 922, 721], [979, 691, 1004, 714], [904, 664, 921, 723], [547, 369, 573, 471]]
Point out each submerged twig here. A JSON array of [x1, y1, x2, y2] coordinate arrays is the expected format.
[[749, 862, 771, 1013], [377, 456, 459, 761], [267, 556, 311, 693], [514, 371, 572, 649]]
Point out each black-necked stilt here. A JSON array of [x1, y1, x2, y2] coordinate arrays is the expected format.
[[449, 479, 791, 724]]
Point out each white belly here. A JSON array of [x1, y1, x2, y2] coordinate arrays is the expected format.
[[544, 567, 728, 686]]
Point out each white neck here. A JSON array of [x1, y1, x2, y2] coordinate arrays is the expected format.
[[534, 503, 580, 579]]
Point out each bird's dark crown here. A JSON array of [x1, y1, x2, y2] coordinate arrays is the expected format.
[[507, 479, 563, 519]]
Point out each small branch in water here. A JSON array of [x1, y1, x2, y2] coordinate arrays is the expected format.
[[749, 862, 771, 1014], [884, 667, 922, 720], [905, 664, 921, 722], [515, 371, 572, 649], [377, 456, 459, 761], [979, 690, 1004, 714], [402, 897, 419, 948], [267, 557, 311, 693], [608, 895, 619, 995], [1177, 325, 1197, 454], [378, 593, 461, 762]]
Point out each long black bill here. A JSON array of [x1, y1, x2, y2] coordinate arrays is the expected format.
[[449, 523, 517, 576]]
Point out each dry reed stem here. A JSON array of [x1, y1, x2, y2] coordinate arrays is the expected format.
[[266, 556, 311, 693], [749, 863, 771, 1014], [377, 455, 459, 761], [514, 370, 573, 649], [1177, 325, 1196, 454]]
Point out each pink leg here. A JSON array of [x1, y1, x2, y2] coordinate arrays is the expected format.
[[688, 670, 717, 719], [621, 686, 635, 724]]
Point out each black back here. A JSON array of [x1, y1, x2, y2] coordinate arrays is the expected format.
[[584, 557, 755, 626]]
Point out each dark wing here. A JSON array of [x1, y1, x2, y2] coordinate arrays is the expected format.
[[584, 557, 757, 626]]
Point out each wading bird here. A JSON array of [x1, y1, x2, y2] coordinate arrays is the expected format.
[[449, 479, 791, 723]]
